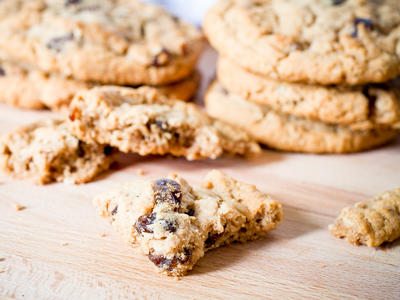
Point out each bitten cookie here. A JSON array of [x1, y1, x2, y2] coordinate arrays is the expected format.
[[329, 187, 400, 247], [94, 170, 283, 276], [68, 86, 260, 160], [0, 57, 200, 110], [204, 0, 400, 85], [0, 119, 116, 184], [205, 81, 398, 154], [0, 0, 204, 85], [218, 57, 400, 129]]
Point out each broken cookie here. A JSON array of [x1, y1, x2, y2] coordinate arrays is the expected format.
[[68, 86, 260, 160], [329, 187, 400, 247], [94, 170, 283, 276], [0, 119, 116, 184]]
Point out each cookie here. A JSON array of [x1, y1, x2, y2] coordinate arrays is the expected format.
[[0, 57, 200, 110], [94, 170, 283, 276], [0, 58, 87, 110], [0, 0, 204, 85], [329, 187, 400, 247], [217, 57, 400, 129], [68, 86, 260, 160], [205, 81, 398, 154], [204, 0, 400, 85], [0, 119, 116, 184]]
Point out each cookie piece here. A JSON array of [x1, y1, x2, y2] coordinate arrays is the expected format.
[[204, 0, 400, 85], [205, 81, 398, 154], [0, 119, 116, 184], [94, 170, 283, 276], [218, 57, 400, 129], [68, 86, 260, 160], [0, 58, 87, 110], [329, 187, 400, 247], [0, 57, 200, 110], [0, 0, 204, 85]]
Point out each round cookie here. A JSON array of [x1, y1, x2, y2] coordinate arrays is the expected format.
[[0, 58, 200, 111], [205, 81, 398, 154], [217, 57, 400, 129], [0, 0, 204, 85], [204, 0, 400, 85]]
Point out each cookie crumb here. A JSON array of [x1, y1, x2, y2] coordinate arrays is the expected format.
[[0, 270, 4, 274], [98, 233, 107, 238], [321, 264, 326, 268], [0, 258, 5, 262], [136, 169, 146, 176], [202, 181, 213, 189], [61, 242, 69, 246], [15, 204, 26, 211]]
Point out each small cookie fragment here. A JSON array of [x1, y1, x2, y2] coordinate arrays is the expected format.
[[329, 187, 400, 247], [15, 204, 25, 211], [68, 86, 260, 160], [0, 119, 116, 184], [94, 170, 283, 276]]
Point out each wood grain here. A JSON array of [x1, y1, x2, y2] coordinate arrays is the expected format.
[[0, 51, 399, 299]]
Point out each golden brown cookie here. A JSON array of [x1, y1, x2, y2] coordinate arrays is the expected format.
[[205, 81, 398, 154], [94, 170, 283, 276], [329, 187, 400, 247]]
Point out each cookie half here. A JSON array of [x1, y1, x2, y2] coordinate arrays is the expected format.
[[0, 58, 200, 110], [94, 170, 283, 276], [0, 0, 204, 85], [204, 0, 400, 85], [0, 119, 116, 184], [68, 85, 260, 160], [217, 57, 400, 129], [205, 81, 398, 154]]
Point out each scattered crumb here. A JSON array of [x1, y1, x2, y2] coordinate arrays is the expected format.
[[0, 270, 4, 274], [61, 242, 69, 246], [174, 276, 182, 282], [336, 263, 343, 267], [202, 182, 213, 189], [0, 258, 4, 262], [15, 204, 26, 211], [99, 233, 107, 238], [320, 264, 326, 268], [136, 168, 147, 176]]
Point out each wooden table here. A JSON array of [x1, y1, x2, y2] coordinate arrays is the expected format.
[[0, 50, 399, 299]]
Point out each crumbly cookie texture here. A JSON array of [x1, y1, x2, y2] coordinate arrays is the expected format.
[[0, 56, 200, 110], [0, 0, 204, 85], [68, 86, 260, 160], [94, 170, 283, 276], [204, 0, 400, 85], [329, 187, 400, 247], [205, 81, 398, 154], [218, 57, 400, 129], [0, 119, 116, 184]]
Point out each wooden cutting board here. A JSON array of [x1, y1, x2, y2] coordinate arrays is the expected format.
[[0, 51, 399, 299]]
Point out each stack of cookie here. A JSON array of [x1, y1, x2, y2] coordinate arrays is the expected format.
[[0, 0, 204, 110], [204, 0, 400, 153]]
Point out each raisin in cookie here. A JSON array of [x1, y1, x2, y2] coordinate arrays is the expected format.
[[218, 57, 400, 129], [0, 56, 200, 110], [205, 81, 398, 154], [329, 187, 400, 247], [204, 0, 400, 85], [0, 119, 116, 184], [68, 86, 260, 160], [0, 0, 204, 85], [94, 170, 283, 276]]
